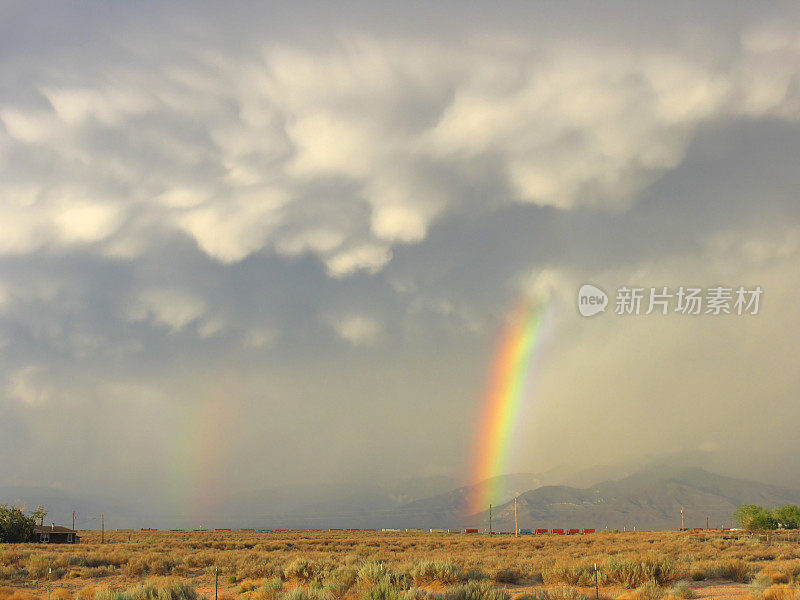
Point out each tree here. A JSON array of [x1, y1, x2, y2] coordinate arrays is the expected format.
[[32, 505, 48, 526], [0, 504, 37, 543], [750, 509, 778, 530], [734, 504, 763, 529], [772, 505, 800, 529]]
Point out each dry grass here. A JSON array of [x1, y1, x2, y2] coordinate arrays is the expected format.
[[0, 530, 798, 600]]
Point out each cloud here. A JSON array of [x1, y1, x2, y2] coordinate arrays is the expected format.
[[127, 288, 206, 332], [6, 366, 51, 407], [328, 314, 383, 346], [2, 26, 799, 274]]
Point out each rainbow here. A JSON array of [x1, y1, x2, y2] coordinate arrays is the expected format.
[[467, 297, 552, 517]]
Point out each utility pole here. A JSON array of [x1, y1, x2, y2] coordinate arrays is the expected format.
[[215, 567, 219, 600], [101, 514, 104, 544], [489, 504, 492, 535], [706, 516, 709, 531], [514, 497, 518, 537], [681, 507, 684, 531], [72, 511, 76, 531]]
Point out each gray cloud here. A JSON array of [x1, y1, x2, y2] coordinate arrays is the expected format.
[[1, 2, 800, 524]]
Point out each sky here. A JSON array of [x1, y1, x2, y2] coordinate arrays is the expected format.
[[1, 2, 800, 525]]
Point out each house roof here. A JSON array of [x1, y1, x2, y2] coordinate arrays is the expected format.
[[33, 525, 77, 534]]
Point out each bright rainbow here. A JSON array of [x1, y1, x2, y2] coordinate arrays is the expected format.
[[467, 297, 551, 517]]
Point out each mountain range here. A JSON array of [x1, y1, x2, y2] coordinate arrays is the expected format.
[[3, 466, 799, 531]]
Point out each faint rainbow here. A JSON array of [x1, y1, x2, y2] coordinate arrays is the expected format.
[[169, 385, 236, 526], [467, 297, 553, 517]]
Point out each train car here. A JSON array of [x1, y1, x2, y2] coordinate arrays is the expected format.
[[429, 528, 445, 533], [551, 528, 565, 535], [405, 528, 424, 533], [567, 529, 580, 535], [447, 528, 461, 533], [518, 529, 533, 535], [582, 529, 596, 534], [535, 528, 549, 534], [381, 528, 400, 532], [464, 528, 479, 534]]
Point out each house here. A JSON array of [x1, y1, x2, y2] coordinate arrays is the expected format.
[[34, 523, 79, 544]]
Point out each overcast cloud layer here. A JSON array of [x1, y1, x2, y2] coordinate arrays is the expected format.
[[1, 2, 800, 525]]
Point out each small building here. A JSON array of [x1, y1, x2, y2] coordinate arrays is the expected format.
[[34, 524, 79, 544]]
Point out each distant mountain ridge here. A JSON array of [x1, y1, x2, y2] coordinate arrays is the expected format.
[[4, 466, 799, 531], [477, 467, 800, 531]]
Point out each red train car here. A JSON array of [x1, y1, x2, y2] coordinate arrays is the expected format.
[[464, 528, 479, 534], [567, 529, 580, 535], [535, 528, 549, 534], [583, 529, 596, 534], [551, 528, 565, 535]]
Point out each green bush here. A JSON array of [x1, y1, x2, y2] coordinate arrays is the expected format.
[[0, 505, 37, 543], [671, 583, 696, 599], [96, 580, 199, 600], [603, 556, 677, 588], [410, 561, 463, 585], [632, 582, 664, 600], [706, 560, 752, 583], [278, 588, 332, 600], [284, 559, 321, 583], [438, 581, 510, 600]]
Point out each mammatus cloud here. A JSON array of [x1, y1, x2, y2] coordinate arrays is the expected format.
[[2, 26, 800, 278]]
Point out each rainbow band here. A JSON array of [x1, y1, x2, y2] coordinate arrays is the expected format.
[[468, 298, 548, 516]]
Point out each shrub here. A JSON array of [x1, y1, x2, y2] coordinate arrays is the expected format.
[[490, 569, 522, 584], [411, 562, 463, 586], [707, 560, 752, 583], [689, 572, 705, 582], [362, 578, 404, 600], [324, 568, 357, 597], [545, 565, 605, 588], [616, 582, 664, 600], [671, 583, 696, 599], [763, 585, 800, 600], [278, 589, 332, 600], [284, 559, 321, 583], [547, 587, 589, 600], [358, 563, 385, 586], [438, 581, 510, 600], [96, 580, 199, 600], [604, 557, 677, 588], [759, 569, 790, 585]]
